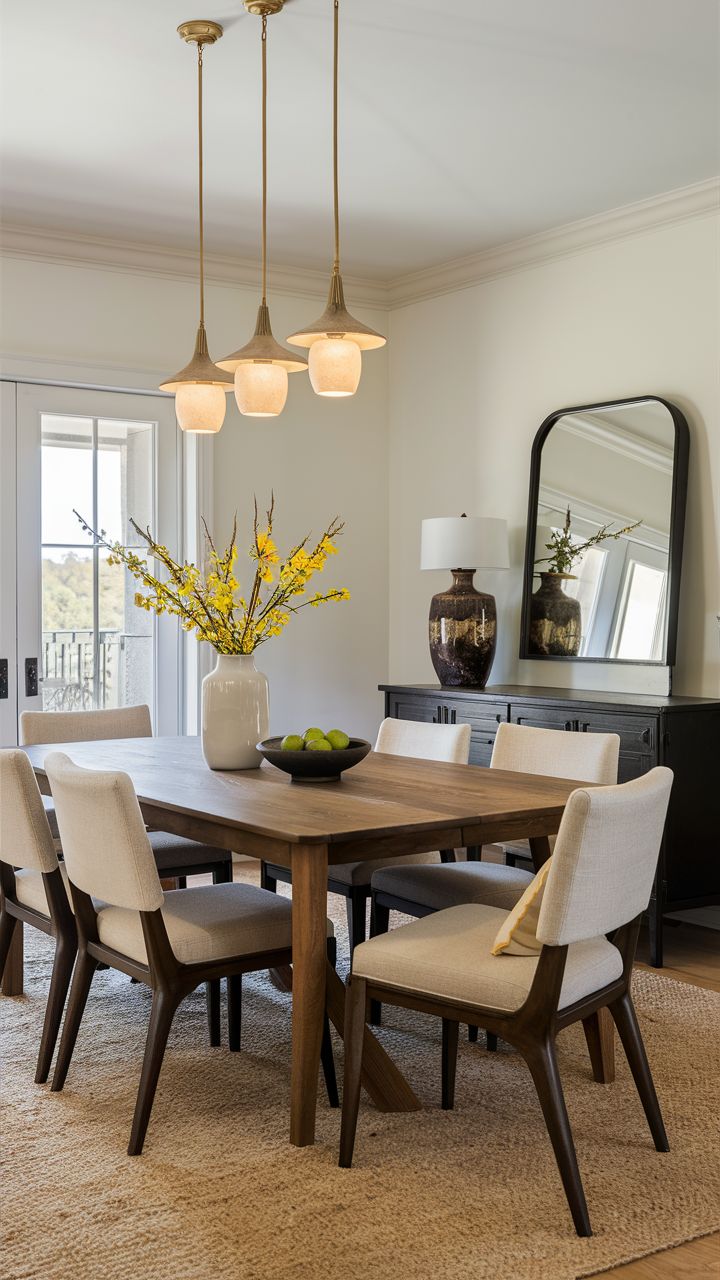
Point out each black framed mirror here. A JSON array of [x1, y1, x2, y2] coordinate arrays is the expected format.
[[519, 396, 689, 667]]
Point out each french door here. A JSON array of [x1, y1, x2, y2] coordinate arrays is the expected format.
[[0, 383, 183, 745]]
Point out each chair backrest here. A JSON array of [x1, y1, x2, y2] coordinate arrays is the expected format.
[[19, 704, 153, 747], [490, 721, 619, 785], [537, 767, 673, 946], [375, 717, 471, 764], [44, 752, 163, 912], [0, 749, 59, 875]]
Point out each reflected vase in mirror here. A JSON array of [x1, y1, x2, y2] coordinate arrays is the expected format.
[[530, 572, 581, 656], [421, 516, 509, 687]]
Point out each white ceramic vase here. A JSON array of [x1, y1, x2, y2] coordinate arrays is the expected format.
[[201, 653, 269, 771]]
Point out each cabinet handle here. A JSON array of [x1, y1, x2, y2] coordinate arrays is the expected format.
[[450, 708, 457, 724], [642, 727, 651, 744], [565, 721, 573, 731]]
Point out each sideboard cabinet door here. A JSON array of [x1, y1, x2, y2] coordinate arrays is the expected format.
[[511, 704, 577, 733], [577, 711, 658, 781]]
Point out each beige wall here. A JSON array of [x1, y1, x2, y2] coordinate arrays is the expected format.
[[387, 212, 720, 697], [0, 256, 390, 739], [2, 204, 718, 716]]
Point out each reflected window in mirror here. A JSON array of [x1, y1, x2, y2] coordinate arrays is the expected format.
[[521, 397, 689, 668]]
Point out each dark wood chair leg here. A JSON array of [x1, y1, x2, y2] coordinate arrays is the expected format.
[[468, 1024, 478, 1043], [260, 862, 277, 893], [0, 914, 23, 996], [206, 979, 221, 1047], [51, 951, 98, 1092], [486, 1030, 498, 1052], [176, 876, 187, 889], [524, 1039, 592, 1237], [228, 974, 242, 1052], [128, 987, 179, 1156], [346, 891, 368, 955], [320, 1015, 339, 1107], [647, 898, 664, 968], [582, 1009, 615, 1083], [465, 845, 482, 861], [212, 861, 233, 885], [609, 993, 669, 1152], [339, 976, 367, 1168], [368, 898, 390, 1026], [441, 1018, 459, 1110], [439, 849, 456, 864], [35, 935, 77, 1084], [0, 910, 18, 983]]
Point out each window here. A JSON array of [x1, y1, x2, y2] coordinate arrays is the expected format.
[[611, 560, 667, 661]]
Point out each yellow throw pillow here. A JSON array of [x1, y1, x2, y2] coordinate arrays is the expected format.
[[491, 858, 553, 956]]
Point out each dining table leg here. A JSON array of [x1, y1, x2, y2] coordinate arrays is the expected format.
[[289, 843, 330, 1147]]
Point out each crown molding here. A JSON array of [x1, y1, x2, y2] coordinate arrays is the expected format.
[[2, 177, 717, 313], [557, 413, 674, 476], [0, 223, 389, 309], [385, 177, 720, 308]]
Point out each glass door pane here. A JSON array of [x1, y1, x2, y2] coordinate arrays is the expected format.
[[40, 413, 155, 712]]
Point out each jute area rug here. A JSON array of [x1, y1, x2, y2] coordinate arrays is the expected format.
[[2, 875, 719, 1280]]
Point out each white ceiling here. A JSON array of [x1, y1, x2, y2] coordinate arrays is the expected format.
[[1, 0, 718, 280]]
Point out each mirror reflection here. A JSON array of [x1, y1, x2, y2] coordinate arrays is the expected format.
[[529, 400, 675, 662]]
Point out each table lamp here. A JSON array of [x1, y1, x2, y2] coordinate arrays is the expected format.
[[421, 514, 510, 687]]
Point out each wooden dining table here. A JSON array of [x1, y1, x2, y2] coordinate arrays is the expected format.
[[21, 735, 611, 1146]]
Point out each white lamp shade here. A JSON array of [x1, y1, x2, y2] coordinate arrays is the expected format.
[[234, 363, 288, 417], [308, 338, 361, 396], [175, 383, 227, 434], [421, 516, 510, 571]]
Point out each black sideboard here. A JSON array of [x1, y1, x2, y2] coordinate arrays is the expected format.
[[380, 683, 720, 967]]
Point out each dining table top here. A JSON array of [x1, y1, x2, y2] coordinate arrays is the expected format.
[[22, 734, 591, 850]]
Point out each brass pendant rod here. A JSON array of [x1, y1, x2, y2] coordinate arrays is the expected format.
[[261, 15, 268, 304], [197, 42, 206, 327], [333, 0, 340, 270]]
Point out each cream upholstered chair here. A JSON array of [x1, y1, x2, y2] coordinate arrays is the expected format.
[[21, 705, 236, 1042], [0, 750, 76, 1082], [340, 768, 674, 1238], [20, 706, 232, 881], [45, 752, 337, 1155], [261, 717, 472, 953]]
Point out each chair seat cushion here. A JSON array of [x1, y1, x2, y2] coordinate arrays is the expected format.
[[147, 832, 231, 872], [352, 903, 623, 1013], [96, 882, 291, 966], [13, 862, 70, 917], [95, 882, 332, 967], [371, 860, 534, 912], [329, 851, 440, 888]]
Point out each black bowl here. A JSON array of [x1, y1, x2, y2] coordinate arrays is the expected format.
[[257, 736, 372, 783]]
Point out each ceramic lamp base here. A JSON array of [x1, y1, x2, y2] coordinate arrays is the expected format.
[[429, 570, 497, 688]]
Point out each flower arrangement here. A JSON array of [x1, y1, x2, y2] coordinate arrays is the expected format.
[[74, 497, 350, 655], [535, 506, 641, 577]]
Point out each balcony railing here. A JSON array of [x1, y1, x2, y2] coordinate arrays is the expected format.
[[41, 630, 127, 711]]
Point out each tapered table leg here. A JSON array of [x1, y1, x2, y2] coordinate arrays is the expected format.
[[290, 844, 330, 1147], [529, 835, 552, 871], [2, 919, 23, 996]]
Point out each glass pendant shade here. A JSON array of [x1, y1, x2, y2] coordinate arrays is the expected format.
[[308, 337, 361, 396], [234, 362, 288, 417], [174, 382, 227, 434]]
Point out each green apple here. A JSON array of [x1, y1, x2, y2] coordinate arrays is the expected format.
[[281, 734, 304, 752], [326, 729, 350, 751], [306, 737, 332, 751], [303, 727, 325, 743]]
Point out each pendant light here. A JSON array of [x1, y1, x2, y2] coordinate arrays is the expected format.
[[286, 0, 385, 396], [159, 21, 233, 433], [218, 1, 307, 416]]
